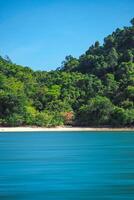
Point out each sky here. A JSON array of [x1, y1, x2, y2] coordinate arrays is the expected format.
[[0, 0, 134, 71]]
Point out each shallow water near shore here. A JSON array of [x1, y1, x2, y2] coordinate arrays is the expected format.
[[0, 131, 134, 200]]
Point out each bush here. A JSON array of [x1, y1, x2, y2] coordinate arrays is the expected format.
[[110, 107, 134, 126], [24, 106, 37, 125], [34, 112, 53, 127], [76, 96, 114, 126], [6, 114, 24, 127]]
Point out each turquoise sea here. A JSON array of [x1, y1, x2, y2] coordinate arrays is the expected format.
[[0, 131, 134, 200]]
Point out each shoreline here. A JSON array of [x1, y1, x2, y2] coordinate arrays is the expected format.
[[0, 126, 134, 132]]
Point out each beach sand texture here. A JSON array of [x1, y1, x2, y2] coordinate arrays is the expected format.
[[0, 127, 134, 132]]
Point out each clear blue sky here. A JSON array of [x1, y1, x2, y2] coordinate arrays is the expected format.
[[0, 0, 134, 70]]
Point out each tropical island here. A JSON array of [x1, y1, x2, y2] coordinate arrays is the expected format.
[[0, 18, 134, 128]]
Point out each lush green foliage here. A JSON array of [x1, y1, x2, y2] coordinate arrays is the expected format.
[[0, 19, 134, 127]]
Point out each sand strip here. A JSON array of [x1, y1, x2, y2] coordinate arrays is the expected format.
[[0, 127, 134, 132]]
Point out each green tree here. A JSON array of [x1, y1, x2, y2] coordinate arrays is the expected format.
[[76, 96, 113, 126], [130, 18, 134, 26], [62, 55, 79, 72], [111, 107, 134, 126]]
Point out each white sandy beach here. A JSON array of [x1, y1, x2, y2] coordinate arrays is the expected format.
[[0, 126, 134, 132]]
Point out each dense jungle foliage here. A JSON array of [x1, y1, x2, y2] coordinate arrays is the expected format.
[[0, 19, 134, 127]]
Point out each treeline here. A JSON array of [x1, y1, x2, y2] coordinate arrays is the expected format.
[[0, 18, 134, 127]]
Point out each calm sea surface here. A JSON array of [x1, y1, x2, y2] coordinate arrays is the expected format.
[[0, 131, 134, 200]]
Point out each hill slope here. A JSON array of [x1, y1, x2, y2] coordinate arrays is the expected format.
[[0, 19, 134, 127]]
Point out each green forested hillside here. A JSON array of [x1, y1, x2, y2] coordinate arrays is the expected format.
[[0, 19, 134, 127]]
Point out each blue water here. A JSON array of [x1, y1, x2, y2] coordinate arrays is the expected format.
[[0, 131, 134, 200]]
